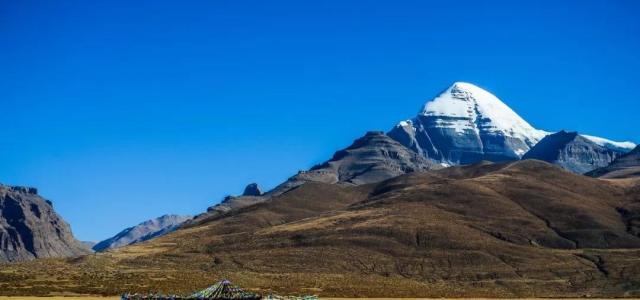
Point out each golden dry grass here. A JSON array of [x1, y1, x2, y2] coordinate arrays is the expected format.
[[0, 296, 638, 300]]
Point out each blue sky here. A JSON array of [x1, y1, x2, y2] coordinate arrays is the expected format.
[[1, 0, 639, 241]]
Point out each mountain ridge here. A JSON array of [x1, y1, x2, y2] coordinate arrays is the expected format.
[[92, 214, 192, 252]]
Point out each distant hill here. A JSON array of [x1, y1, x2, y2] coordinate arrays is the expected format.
[[92, 214, 192, 252]]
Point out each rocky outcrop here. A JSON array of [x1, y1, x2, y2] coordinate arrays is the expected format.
[[242, 183, 262, 196], [92, 214, 191, 252], [205, 195, 264, 215], [200, 183, 267, 221], [0, 184, 89, 262], [522, 131, 622, 174], [587, 145, 640, 178]]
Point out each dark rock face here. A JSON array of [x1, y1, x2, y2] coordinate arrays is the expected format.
[[92, 214, 191, 252], [388, 82, 546, 165], [522, 131, 623, 174], [587, 145, 640, 178], [0, 184, 89, 262], [242, 183, 262, 196]]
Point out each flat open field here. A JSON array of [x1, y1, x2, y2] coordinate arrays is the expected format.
[[2, 298, 640, 300]]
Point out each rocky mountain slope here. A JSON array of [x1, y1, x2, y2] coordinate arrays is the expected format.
[[193, 131, 441, 226], [522, 131, 623, 173], [270, 131, 441, 193], [0, 184, 89, 262], [587, 145, 640, 178], [388, 82, 634, 165], [3, 160, 640, 297], [198, 83, 634, 226], [92, 214, 191, 252]]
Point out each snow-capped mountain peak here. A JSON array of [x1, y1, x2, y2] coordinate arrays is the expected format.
[[420, 82, 547, 143], [388, 81, 634, 165]]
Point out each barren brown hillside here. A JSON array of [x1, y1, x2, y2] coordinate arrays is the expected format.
[[1, 160, 640, 297]]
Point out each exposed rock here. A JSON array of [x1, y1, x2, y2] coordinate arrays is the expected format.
[[0, 184, 89, 262], [522, 131, 623, 174], [242, 183, 262, 196], [587, 145, 640, 178], [92, 214, 192, 252]]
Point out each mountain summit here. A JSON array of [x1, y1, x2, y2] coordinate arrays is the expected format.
[[419, 82, 545, 144], [389, 82, 546, 164], [389, 82, 635, 165]]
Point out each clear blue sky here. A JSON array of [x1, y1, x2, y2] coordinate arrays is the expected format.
[[1, 0, 639, 241]]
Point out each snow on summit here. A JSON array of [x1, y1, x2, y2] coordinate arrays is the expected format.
[[420, 82, 547, 143], [388, 81, 635, 165], [581, 135, 636, 151]]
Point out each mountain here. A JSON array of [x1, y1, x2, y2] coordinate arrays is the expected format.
[[191, 131, 441, 226], [388, 82, 635, 165], [0, 184, 89, 262], [388, 82, 547, 164], [198, 83, 634, 223], [271, 131, 441, 193], [5, 160, 640, 297], [92, 214, 191, 252], [522, 130, 623, 174], [587, 145, 640, 178]]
